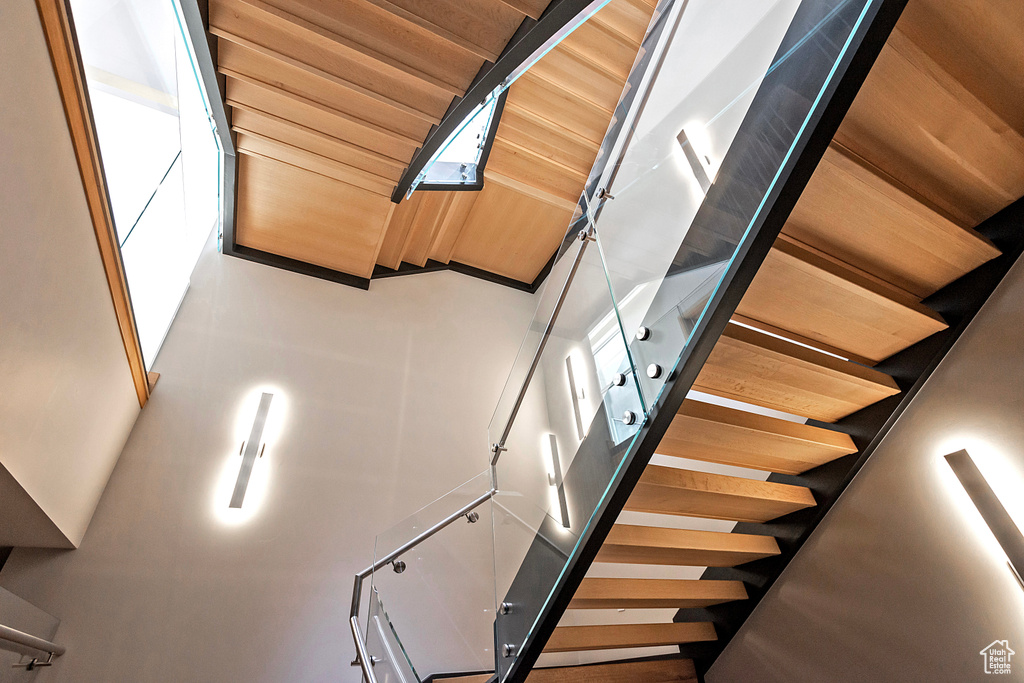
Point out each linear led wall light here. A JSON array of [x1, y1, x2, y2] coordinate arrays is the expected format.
[[566, 355, 585, 440], [679, 126, 712, 192], [944, 449, 1024, 589], [231, 392, 273, 508], [547, 434, 571, 529]]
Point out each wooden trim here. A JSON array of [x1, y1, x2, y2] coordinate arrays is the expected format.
[[35, 0, 149, 408]]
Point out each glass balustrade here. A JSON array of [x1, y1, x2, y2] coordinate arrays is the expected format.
[[353, 0, 882, 679]]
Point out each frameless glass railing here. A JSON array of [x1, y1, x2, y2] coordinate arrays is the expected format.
[[351, 0, 884, 679]]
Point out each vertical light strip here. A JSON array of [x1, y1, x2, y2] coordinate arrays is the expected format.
[[676, 128, 712, 194], [230, 392, 273, 509], [944, 449, 1024, 584], [548, 434, 570, 529], [565, 355, 585, 440]]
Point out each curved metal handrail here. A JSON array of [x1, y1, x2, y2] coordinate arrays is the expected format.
[[349, 488, 496, 682]]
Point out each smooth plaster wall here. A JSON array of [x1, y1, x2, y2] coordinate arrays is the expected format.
[[708, 253, 1024, 682], [0, 0, 141, 548], [0, 233, 536, 682]]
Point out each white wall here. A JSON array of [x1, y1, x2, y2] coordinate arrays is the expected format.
[[0, 235, 536, 682], [708, 254, 1024, 681], [0, 0, 141, 548]]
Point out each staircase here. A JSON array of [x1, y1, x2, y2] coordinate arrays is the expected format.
[[540, 0, 1022, 673]]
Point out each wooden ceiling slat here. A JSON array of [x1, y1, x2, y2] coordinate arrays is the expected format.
[[493, 0, 546, 20], [210, 0, 459, 116], [236, 131, 395, 195], [378, 0, 530, 56], [281, 0, 486, 87], [230, 104, 406, 180], [591, 0, 652, 45], [487, 139, 588, 204], [428, 191, 478, 264], [561, 15, 640, 81], [355, 0, 501, 60], [505, 72, 612, 145], [497, 107, 598, 177], [375, 191, 423, 269], [401, 192, 452, 266], [529, 45, 623, 113], [214, 30, 440, 127], [236, 155, 393, 278], [224, 72, 420, 159], [453, 182, 574, 282], [483, 169, 579, 213]]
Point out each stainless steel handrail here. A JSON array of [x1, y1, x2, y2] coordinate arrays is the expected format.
[[349, 487, 496, 683], [491, 228, 596, 467], [0, 623, 65, 657]]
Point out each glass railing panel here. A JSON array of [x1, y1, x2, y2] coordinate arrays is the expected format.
[[370, 471, 497, 681], [489, 231, 644, 680], [588, 0, 877, 407], [364, 588, 419, 683]]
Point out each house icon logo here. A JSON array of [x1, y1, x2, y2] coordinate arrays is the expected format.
[[980, 640, 1014, 674]]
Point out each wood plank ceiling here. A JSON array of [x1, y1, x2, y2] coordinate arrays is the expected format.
[[209, 0, 658, 287]]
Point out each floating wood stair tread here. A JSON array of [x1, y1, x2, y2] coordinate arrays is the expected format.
[[595, 525, 780, 567], [694, 324, 901, 422], [658, 400, 857, 475], [525, 658, 698, 683], [544, 622, 717, 653], [737, 234, 948, 363], [836, 27, 1024, 226], [782, 143, 1001, 299], [445, 658, 699, 682], [625, 466, 815, 523], [569, 578, 748, 609]]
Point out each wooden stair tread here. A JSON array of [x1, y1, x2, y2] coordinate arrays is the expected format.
[[545, 622, 717, 653], [737, 234, 948, 363], [569, 578, 748, 609], [525, 658, 698, 683], [836, 27, 1024, 227], [596, 525, 780, 567], [658, 399, 856, 475], [625, 466, 815, 523], [783, 143, 1000, 299], [441, 658, 698, 682], [694, 324, 901, 422]]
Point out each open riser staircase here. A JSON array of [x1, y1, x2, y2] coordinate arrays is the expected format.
[[534, 0, 1024, 675]]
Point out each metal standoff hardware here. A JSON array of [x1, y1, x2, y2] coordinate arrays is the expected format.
[[635, 326, 652, 341], [647, 363, 663, 379]]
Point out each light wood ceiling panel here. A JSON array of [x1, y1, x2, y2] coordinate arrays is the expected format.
[[216, 37, 436, 141], [230, 105, 406, 181], [378, 0, 529, 56], [236, 131, 393, 195], [210, 0, 457, 117], [224, 74, 419, 161], [451, 183, 574, 282], [235, 155, 393, 277], [272, 0, 484, 90]]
